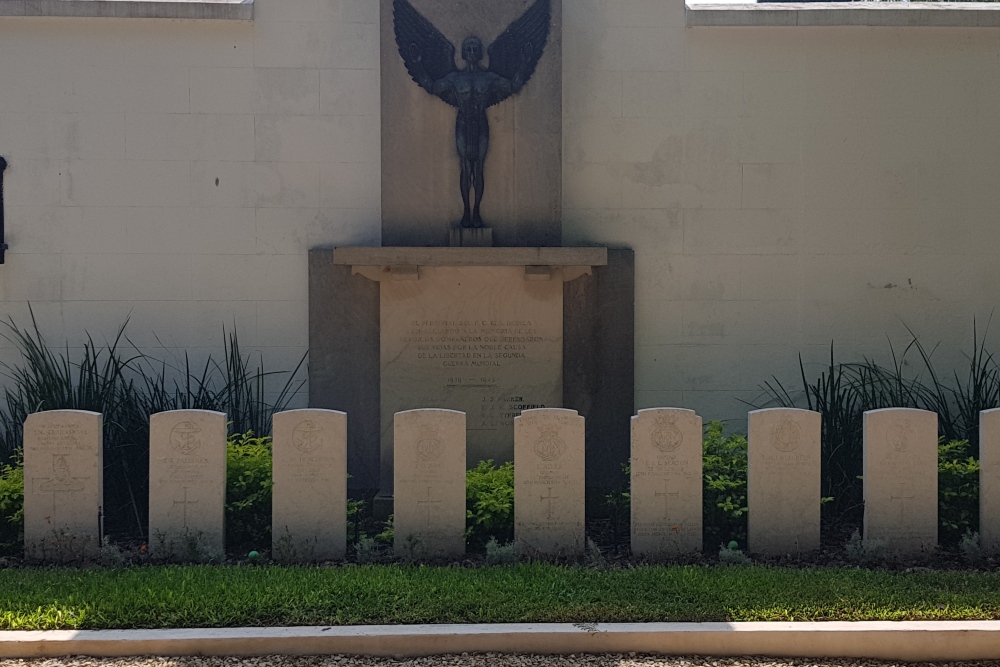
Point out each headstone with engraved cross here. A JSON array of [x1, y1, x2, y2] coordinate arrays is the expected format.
[[272, 409, 347, 562], [631, 408, 702, 558], [515, 408, 585, 557], [393, 409, 466, 559], [149, 410, 227, 560], [981, 409, 1000, 553], [748, 408, 821, 555], [863, 408, 938, 555], [23, 410, 103, 561]]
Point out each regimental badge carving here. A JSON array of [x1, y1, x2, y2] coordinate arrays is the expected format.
[[651, 413, 683, 453], [416, 425, 443, 461], [393, 0, 551, 229], [170, 421, 202, 455], [38, 455, 86, 493], [292, 420, 324, 454], [770, 415, 803, 453], [887, 420, 913, 452], [533, 425, 566, 462]]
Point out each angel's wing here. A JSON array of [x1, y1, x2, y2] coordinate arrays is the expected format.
[[394, 0, 458, 104], [486, 0, 551, 106]]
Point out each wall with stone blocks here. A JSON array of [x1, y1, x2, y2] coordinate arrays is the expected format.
[[0, 0, 997, 424]]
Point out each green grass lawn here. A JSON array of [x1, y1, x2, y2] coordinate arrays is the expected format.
[[0, 564, 999, 630]]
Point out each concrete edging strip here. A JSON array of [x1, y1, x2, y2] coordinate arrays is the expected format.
[[2, 622, 1000, 660]]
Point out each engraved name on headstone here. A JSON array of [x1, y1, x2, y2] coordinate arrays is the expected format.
[[514, 408, 584, 556], [981, 408, 1000, 553], [394, 409, 466, 559], [863, 408, 938, 554], [23, 410, 103, 561], [149, 410, 227, 560], [272, 409, 347, 562], [748, 408, 821, 555], [630, 408, 702, 558]]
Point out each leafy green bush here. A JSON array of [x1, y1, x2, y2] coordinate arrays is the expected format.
[[225, 431, 272, 554], [466, 460, 514, 548], [939, 438, 979, 546], [0, 452, 23, 555], [703, 421, 748, 549]]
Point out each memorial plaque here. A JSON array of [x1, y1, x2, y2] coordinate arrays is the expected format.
[[23, 410, 102, 561], [747, 408, 821, 555], [863, 408, 938, 554], [630, 408, 702, 558], [981, 408, 1000, 553], [272, 409, 347, 562], [380, 265, 562, 496], [393, 409, 467, 559], [514, 408, 584, 556], [149, 410, 227, 560]]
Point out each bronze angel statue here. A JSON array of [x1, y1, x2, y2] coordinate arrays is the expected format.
[[394, 0, 551, 229]]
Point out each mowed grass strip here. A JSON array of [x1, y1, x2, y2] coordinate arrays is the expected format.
[[1, 564, 999, 630]]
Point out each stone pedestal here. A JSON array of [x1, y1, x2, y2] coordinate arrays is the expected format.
[[630, 408, 703, 558], [272, 409, 347, 562], [747, 408, 822, 555], [148, 410, 227, 561], [863, 408, 938, 555], [23, 410, 103, 562]]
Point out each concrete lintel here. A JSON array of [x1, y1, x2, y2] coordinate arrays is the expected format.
[[0, 0, 252, 20], [4, 622, 1000, 660], [686, 2, 1000, 27], [334, 247, 609, 268]]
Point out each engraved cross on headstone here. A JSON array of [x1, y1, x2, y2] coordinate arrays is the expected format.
[[172, 487, 199, 528], [417, 486, 441, 527], [540, 486, 559, 520], [890, 484, 915, 523], [654, 480, 679, 520], [35, 454, 88, 516]]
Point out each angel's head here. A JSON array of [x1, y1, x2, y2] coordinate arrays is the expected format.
[[461, 37, 484, 68]]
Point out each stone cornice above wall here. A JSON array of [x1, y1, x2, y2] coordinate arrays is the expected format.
[[687, 2, 1000, 27], [0, 0, 251, 20]]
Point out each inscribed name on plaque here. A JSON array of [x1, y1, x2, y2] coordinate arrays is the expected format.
[[863, 408, 937, 554], [514, 408, 584, 557], [23, 410, 103, 561], [272, 409, 347, 562], [631, 408, 703, 558], [381, 266, 563, 492]]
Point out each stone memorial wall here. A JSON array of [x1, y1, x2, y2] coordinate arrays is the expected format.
[[23, 410, 103, 561], [272, 409, 347, 562], [630, 408, 703, 558], [148, 410, 227, 560], [514, 408, 585, 556], [393, 409, 467, 559], [863, 408, 938, 555], [747, 408, 821, 555], [982, 408, 1000, 554]]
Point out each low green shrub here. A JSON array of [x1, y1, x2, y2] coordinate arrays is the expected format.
[[466, 460, 514, 548], [939, 439, 979, 546], [0, 451, 23, 556], [703, 422, 748, 549], [225, 431, 272, 554]]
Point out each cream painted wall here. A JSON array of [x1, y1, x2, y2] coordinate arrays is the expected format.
[[0, 0, 996, 425], [561, 0, 1000, 426]]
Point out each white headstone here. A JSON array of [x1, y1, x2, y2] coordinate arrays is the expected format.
[[863, 408, 938, 554], [23, 410, 103, 561], [272, 409, 347, 562], [514, 408, 585, 557], [393, 409, 466, 559], [630, 408, 702, 558], [148, 410, 227, 560], [748, 408, 822, 555], [980, 408, 1000, 553]]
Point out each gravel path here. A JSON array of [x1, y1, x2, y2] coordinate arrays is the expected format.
[[2, 657, 1000, 667]]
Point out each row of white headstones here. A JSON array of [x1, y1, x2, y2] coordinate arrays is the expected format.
[[22, 406, 1000, 562]]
